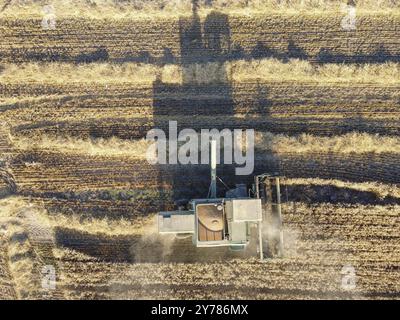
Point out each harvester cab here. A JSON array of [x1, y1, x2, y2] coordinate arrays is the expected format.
[[158, 141, 284, 260]]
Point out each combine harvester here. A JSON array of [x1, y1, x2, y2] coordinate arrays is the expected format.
[[158, 141, 284, 260]]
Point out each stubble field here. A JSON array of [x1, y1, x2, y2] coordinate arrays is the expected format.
[[0, 0, 399, 300]]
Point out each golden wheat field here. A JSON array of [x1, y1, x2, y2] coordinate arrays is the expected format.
[[0, 0, 399, 300]]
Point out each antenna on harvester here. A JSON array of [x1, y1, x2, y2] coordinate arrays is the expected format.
[[210, 139, 217, 198]]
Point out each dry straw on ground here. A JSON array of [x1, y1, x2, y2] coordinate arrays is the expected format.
[[11, 131, 400, 159], [11, 135, 152, 159], [0, 0, 399, 19], [1, 60, 399, 85], [255, 131, 400, 154]]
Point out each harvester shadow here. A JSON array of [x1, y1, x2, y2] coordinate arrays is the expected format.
[[55, 227, 250, 263], [338, 111, 381, 135], [315, 44, 400, 64], [152, 1, 238, 202], [75, 48, 109, 64]]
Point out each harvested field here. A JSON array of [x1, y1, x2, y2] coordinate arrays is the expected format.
[[1, 9, 400, 63], [0, 0, 399, 300]]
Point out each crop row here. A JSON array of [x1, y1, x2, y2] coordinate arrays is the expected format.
[[2, 82, 399, 106], [10, 115, 399, 139], [10, 150, 400, 203], [2, 82, 399, 137], [0, 13, 399, 63]]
